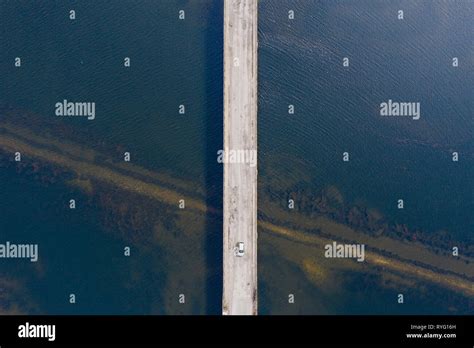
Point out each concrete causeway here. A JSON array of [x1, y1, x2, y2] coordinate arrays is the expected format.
[[222, 0, 258, 315]]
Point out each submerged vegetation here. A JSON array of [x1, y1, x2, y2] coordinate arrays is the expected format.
[[0, 108, 472, 314]]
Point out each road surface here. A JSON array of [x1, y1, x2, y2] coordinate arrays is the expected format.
[[222, 0, 258, 315]]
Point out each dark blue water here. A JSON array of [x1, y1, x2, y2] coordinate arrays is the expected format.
[[258, 0, 473, 314], [0, 0, 223, 314], [259, 0, 473, 239]]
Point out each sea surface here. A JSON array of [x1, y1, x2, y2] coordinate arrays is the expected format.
[[258, 0, 473, 314], [0, 0, 223, 314], [259, 0, 472, 237]]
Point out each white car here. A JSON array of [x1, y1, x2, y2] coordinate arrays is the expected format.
[[235, 242, 245, 257]]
